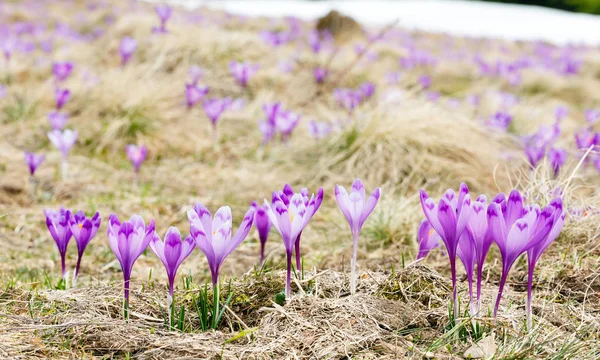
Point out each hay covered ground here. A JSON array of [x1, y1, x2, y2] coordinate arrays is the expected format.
[[1, 0, 600, 358]]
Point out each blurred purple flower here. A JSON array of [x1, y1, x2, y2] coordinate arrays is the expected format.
[[119, 36, 137, 66], [185, 83, 209, 108], [1, 37, 16, 61], [153, 5, 172, 33], [417, 219, 441, 260], [574, 129, 599, 151], [313, 67, 327, 84], [467, 194, 491, 311], [126, 144, 148, 174], [418, 75, 431, 90], [48, 111, 68, 130], [548, 148, 567, 177], [188, 65, 203, 85], [203, 97, 231, 136], [229, 61, 258, 87], [25, 152, 45, 176], [487, 111, 512, 131], [53, 61, 74, 82], [55, 88, 70, 109], [525, 144, 545, 168], [48, 129, 77, 159], [359, 82, 375, 100], [68, 211, 101, 285], [335, 179, 380, 295], [45, 208, 72, 279], [0, 84, 7, 99], [276, 110, 301, 144], [308, 120, 332, 140], [585, 109, 600, 125], [260, 30, 290, 47], [555, 105, 569, 122], [107, 214, 155, 318]]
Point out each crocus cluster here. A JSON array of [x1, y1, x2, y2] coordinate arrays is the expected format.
[[259, 103, 302, 145], [419, 184, 565, 329], [333, 82, 376, 113], [45, 208, 101, 286]]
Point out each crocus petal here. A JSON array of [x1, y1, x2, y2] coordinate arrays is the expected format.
[[351, 178, 366, 203], [359, 187, 381, 228]]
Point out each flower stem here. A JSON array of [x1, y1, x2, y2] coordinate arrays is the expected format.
[[212, 280, 220, 329], [494, 269, 508, 318], [61, 158, 68, 181], [260, 242, 265, 267], [476, 262, 483, 314], [526, 257, 536, 331], [450, 256, 458, 320], [285, 251, 292, 299], [123, 277, 130, 321], [350, 233, 359, 295]]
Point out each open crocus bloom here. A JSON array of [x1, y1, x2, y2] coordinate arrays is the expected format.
[[420, 183, 471, 319], [487, 190, 555, 317], [107, 214, 155, 318], [229, 61, 258, 87], [251, 201, 272, 265], [48, 111, 68, 130], [335, 178, 381, 295], [68, 211, 101, 284], [48, 129, 77, 158], [126, 144, 148, 173], [187, 204, 254, 285], [53, 61, 74, 82], [185, 83, 209, 108], [265, 185, 323, 298], [119, 36, 137, 66]]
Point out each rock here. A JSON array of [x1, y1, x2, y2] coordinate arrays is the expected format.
[[424, 351, 435, 358], [316, 10, 362, 41], [463, 335, 496, 359]]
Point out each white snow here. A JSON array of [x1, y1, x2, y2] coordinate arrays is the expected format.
[[149, 0, 600, 46]]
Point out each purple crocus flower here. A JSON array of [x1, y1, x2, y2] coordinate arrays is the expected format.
[[265, 185, 323, 298], [0, 84, 7, 99], [585, 109, 600, 125], [153, 5, 172, 33], [525, 144, 545, 168], [52, 61, 73, 82], [313, 67, 327, 84], [119, 36, 137, 66], [55, 88, 70, 110], [126, 144, 148, 175], [420, 183, 472, 319], [25, 152, 45, 176], [229, 61, 258, 88], [188, 203, 254, 328], [276, 111, 301, 144], [359, 82, 376, 100], [555, 106, 568, 122], [526, 198, 565, 330], [307, 120, 332, 140], [48, 129, 77, 159], [188, 65, 203, 85], [149, 226, 195, 327], [47, 111, 68, 130], [464, 194, 493, 313], [68, 211, 101, 285], [487, 111, 512, 131], [487, 190, 554, 317], [334, 88, 362, 113], [45, 208, 72, 280], [185, 83, 209, 108], [203, 97, 231, 141], [418, 75, 431, 90], [1, 37, 16, 62], [574, 129, 599, 151], [335, 179, 381, 295], [417, 219, 441, 260], [251, 201, 272, 265], [107, 214, 155, 318], [548, 148, 567, 177]]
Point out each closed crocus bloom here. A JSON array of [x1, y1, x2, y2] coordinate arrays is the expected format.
[[48, 129, 77, 159], [25, 152, 45, 176], [335, 179, 381, 295], [119, 36, 137, 66], [126, 144, 148, 174], [150, 226, 195, 327], [107, 214, 155, 318], [417, 219, 441, 260], [313, 67, 327, 84], [467, 195, 492, 311], [548, 148, 567, 177], [276, 111, 301, 144], [525, 143, 545, 168], [68, 211, 101, 285], [525, 198, 565, 330], [55, 88, 70, 109], [265, 185, 323, 298], [420, 183, 471, 319], [487, 190, 554, 317], [574, 129, 599, 151], [251, 201, 271, 266], [45, 208, 72, 279], [185, 83, 209, 108], [188, 65, 203, 85], [358, 81, 375, 99], [53, 61, 73, 82], [47, 111, 68, 130], [153, 5, 172, 33], [203, 97, 230, 127], [188, 203, 254, 329]]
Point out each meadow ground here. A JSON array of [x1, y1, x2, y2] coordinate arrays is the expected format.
[[1, 1, 600, 358]]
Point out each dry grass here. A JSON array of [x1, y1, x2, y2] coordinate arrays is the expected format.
[[1, 0, 600, 358]]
